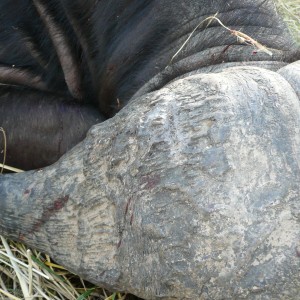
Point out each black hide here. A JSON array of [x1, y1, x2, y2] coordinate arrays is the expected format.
[[0, 0, 299, 170]]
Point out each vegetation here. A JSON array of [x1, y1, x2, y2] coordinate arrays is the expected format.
[[275, 0, 300, 44]]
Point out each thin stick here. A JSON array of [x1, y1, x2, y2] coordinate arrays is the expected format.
[[0, 127, 24, 173], [170, 15, 272, 64], [0, 163, 23, 173], [27, 249, 33, 297], [0, 127, 6, 174]]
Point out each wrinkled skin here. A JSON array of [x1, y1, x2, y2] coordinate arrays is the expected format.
[[0, 63, 300, 299], [0, 1, 300, 299], [0, 0, 299, 170]]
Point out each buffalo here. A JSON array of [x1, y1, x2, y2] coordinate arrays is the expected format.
[[0, 1, 300, 299]]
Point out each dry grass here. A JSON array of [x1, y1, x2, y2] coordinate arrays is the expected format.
[[170, 14, 273, 64], [1, 1, 299, 300], [0, 237, 129, 300]]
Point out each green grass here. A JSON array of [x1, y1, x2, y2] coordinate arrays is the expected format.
[[275, 0, 300, 44]]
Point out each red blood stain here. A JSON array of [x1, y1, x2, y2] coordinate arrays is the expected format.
[[124, 197, 132, 215], [24, 189, 31, 195], [130, 213, 134, 225], [296, 246, 300, 257], [117, 238, 122, 249], [31, 195, 69, 233], [141, 174, 160, 190]]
